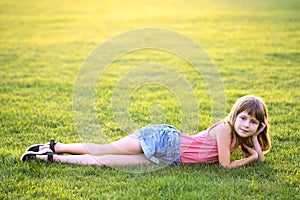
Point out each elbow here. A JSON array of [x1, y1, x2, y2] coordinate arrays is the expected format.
[[219, 161, 234, 169], [256, 153, 265, 163], [222, 165, 233, 169], [257, 157, 265, 163]]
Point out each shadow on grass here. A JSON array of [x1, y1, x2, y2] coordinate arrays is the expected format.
[[1, 154, 298, 199]]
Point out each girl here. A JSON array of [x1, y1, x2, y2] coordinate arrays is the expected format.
[[21, 95, 271, 168]]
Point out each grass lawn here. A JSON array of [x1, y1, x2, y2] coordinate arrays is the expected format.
[[1, 0, 299, 199]]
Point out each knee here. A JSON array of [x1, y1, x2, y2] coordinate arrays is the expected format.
[[95, 155, 112, 167]]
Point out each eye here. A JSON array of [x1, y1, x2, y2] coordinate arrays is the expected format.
[[240, 116, 247, 120], [251, 120, 259, 125]]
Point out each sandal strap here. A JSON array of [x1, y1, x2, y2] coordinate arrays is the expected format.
[[49, 140, 56, 153], [47, 153, 54, 162]]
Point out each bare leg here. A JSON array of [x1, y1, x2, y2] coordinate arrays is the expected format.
[[41, 134, 143, 156], [36, 154, 152, 167]]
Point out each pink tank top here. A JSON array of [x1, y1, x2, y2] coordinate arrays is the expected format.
[[180, 129, 234, 164]]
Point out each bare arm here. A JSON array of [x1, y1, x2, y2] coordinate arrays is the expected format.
[[216, 124, 258, 169], [252, 117, 268, 162], [252, 135, 264, 162]]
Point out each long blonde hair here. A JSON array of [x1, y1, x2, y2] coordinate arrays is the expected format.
[[225, 95, 271, 154]]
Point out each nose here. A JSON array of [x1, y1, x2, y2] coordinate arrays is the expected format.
[[243, 120, 250, 128]]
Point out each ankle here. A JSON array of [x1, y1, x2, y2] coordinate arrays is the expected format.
[[53, 142, 62, 153]]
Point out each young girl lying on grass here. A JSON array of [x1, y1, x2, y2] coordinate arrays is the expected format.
[[21, 95, 271, 169]]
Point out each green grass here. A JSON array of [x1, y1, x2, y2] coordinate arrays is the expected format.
[[1, 0, 299, 199]]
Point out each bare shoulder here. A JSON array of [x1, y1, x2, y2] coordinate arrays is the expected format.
[[222, 123, 232, 133], [209, 122, 232, 140]]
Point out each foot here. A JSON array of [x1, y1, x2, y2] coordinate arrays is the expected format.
[[26, 140, 58, 153], [20, 148, 54, 162], [25, 144, 47, 152]]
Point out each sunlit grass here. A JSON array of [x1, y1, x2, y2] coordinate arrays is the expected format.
[[1, 0, 299, 199]]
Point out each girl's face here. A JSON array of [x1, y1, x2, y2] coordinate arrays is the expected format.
[[234, 111, 260, 138]]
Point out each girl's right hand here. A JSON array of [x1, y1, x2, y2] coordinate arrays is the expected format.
[[254, 116, 268, 136]]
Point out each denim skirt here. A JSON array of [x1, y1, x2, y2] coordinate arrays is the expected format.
[[136, 124, 181, 165]]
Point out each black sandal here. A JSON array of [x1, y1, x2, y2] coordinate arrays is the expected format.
[[47, 152, 54, 162], [26, 140, 57, 153], [49, 140, 57, 153], [25, 143, 44, 152], [20, 149, 54, 162]]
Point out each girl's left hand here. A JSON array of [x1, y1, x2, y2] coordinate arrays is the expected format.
[[243, 143, 258, 158], [254, 116, 268, 137]]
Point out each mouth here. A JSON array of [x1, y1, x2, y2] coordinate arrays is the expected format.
[[240, 129, 249, 133]]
